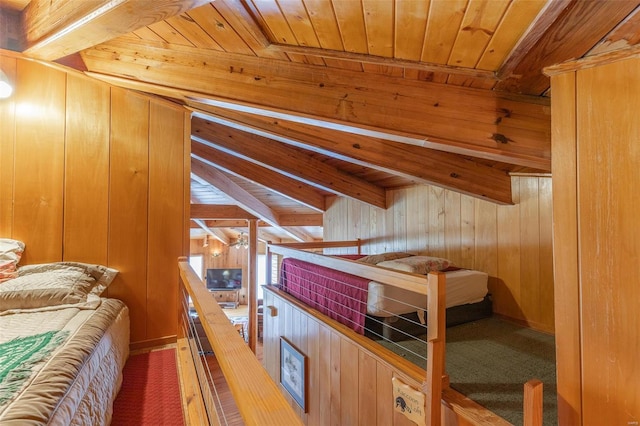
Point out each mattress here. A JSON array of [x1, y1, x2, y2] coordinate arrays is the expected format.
[[366, 269, 489, 317], [0, 298, 130, 425]]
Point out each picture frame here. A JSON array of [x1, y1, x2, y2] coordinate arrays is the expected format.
[[280, 337, 307, 411]]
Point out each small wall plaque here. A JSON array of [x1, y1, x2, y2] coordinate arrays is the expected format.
[[392, 377, 426, 425]]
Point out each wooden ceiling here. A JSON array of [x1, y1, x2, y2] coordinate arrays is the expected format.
[[2, 0, 640, 242]]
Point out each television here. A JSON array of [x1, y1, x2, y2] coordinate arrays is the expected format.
[[206, 268, 242, 290]]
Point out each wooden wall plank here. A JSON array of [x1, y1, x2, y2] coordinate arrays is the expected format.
[[307, 318, 320, 426], [64, 74, 110, 263], [13, 60, 65, 263], [577, 58, 640, 426], [359, 351, 378, 425], [324, 176, 555, 332], [376, 363, 393, 426], [340, 338, 359, 425], [330, 331, 341, 425], [0, 56, 16, 237], [108, 88, 150, 343], [549, 70, 581, 426], [318, 323, 331, 425], [147, 100, 185, 339]]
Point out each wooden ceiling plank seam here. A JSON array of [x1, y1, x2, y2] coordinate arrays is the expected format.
[[421, 0, 468, 64], [475, 0, 548, 71], [191, 123, 388, 210], [331, 0, 368, 54], [302, 0, 345, 51], [447, 0, 510, 68], [211, 0, 288, 59], [277, 0, 321, 48], [192, 107, 514, 205], [187, 2, 255, 56], [394, 0, 430, 62], [190, 138, 327, 212], [164, 13, 224, 50], [132, 27, 166, 43], [191, 157, 281, 226], [586, 4, 640, 56], [362, 0, 394, 58], [147, 20, 193, 46], [250, 0, 298, 45], [22, 0, 212, 60]]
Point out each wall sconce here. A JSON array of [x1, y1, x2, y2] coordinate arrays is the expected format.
[[0, 70, 13, 99], [212, 251, 221, 257]]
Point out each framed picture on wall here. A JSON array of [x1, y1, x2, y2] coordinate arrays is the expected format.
[[280, 337, 307, 411]]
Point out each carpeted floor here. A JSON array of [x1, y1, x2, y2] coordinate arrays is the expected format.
[[379, 317, 557, 425], [111, 348, 184, 425]]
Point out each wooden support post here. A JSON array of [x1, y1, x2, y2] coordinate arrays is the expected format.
[[524, 379, 543, 426], [247, 219, 258, 353], [423, 272, 446, 425]]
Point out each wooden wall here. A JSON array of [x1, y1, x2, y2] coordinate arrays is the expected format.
[[324, 177, 554, 333], [550, 56, 640, 426], [0, 55, 190, 347]]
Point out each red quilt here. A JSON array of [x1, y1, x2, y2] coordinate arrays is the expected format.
[[280, 257, 369, 334]]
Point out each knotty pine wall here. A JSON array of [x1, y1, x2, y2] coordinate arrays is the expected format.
[[324, 177, 554, 333], [0, 55, 190, 347]]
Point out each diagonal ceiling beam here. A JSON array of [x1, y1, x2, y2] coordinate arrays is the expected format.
[[192, 117, 387, 209], [496, 0, 640, 95], [192, 158, 280, 226], [191, 137, 327, 212], [190, 203, 257, 220], [81, 37, 550, 168], [192, 218, 230, 245], [21, 0, 211, 60], [192, 157, 309, 242], [192, 108, 514, 204]]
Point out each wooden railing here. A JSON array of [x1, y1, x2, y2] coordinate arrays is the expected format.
[[177, 257, 302, 426], [267, 241, 445, 425]]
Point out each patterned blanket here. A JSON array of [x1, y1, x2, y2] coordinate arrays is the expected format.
[[0, 330, 68, 406]]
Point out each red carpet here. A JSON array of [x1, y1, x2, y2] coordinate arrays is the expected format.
[[112, 349, 184, 425]]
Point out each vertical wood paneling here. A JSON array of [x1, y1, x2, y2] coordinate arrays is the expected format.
[[376, 364, 393, 426], [64, 74, 110, 263], [108, 88, 150, 343], [307, 318, 320, 426], [2, 56, 189, 347], [0, 56, 16, 237], [13, 60, 66, 263], [330, 331, 341, 425], [577, 59, 640, 426], [318, 323, 331, 425], [359, 351, 378, 425], [325, 176, 555, 332], [340, 339, 359, 424], [147, 101, 185, 339]]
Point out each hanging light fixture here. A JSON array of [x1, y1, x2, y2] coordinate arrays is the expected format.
[[0, 70, 13, 99], [231, 232, 249, 249]]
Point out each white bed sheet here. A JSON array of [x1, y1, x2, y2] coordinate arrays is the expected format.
[[366, 269, 488, 317]]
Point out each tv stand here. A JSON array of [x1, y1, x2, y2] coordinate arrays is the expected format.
[[209, 288, 240, 309]]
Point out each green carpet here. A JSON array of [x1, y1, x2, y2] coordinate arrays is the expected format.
[[378, 317, 557, 425]]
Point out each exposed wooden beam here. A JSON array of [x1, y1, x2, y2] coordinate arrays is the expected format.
[[191, 214, 322, 228], [192, 219, 230, 245], [0, 8, 21, 51], [192, 108, 514, 204], [192, 159, 280, 226], [21, 0, 211, 60], [190, 203, 256, 220], [278, 214, 323, 227], [192, 117, 388, 209], [81, 37, 550, 168], [267, 43, 497, 79], [191, 138, 327, 212], [496, 0, 639, 95]]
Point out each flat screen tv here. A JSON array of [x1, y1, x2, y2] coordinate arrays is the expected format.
[[206, 268, 242, 290]]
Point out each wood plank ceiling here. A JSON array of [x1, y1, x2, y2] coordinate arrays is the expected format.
[[2, 0, 640, 243]]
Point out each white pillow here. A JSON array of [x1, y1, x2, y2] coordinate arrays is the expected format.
[[0, 239, 25, 283], [376, 256, 452, 275]]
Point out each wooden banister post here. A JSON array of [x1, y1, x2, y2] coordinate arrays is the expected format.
[[524, 379, 543, 426], [423, 271, 445, 425]]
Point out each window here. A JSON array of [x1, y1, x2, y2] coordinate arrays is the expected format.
[[257, 254, 266, 300], [189, 255, 204, 281]]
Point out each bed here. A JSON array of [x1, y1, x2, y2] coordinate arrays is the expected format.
[[0, 239, 130, 425], [279, 251, 491, 340]]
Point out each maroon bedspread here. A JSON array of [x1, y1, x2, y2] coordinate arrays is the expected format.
[[280, 257, 369, 334]]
